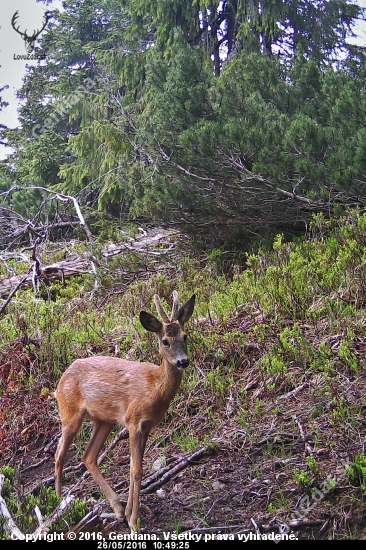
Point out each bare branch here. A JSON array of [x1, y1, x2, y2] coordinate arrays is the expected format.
[[0, 474, 24, 540], [1, 186, 94, 243]]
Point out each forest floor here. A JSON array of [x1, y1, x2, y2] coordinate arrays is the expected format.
[[2, 307, 366, 541]]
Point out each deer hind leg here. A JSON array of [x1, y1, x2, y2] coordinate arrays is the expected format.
[[125, 427, 149, 532], [55, 410, 84, 497], [82, 420, 124, 519]]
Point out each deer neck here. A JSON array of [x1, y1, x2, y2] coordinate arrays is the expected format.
[[156, 358, 184, 403]]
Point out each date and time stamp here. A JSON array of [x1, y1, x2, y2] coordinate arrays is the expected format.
[[11, 531, 297, 545], [12, 532, 196, 547]]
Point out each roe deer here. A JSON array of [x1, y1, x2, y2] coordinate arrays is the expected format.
[[54, 291, 195, 532]]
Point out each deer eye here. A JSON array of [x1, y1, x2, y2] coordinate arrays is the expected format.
[[162, 339, 170, 347], [183, 334, 187, 341]]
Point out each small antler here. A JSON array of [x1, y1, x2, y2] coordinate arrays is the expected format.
[[154, 294, 170, 323], [154, 292, 180, 323], [170, 290, 179, 322]]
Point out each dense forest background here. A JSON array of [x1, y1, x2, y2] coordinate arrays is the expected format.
[[1, 0, 366, 246], [2, 0, 366, 541]]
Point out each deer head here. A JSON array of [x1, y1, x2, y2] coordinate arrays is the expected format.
[[140, 291, 196, 370], [11, 11, 50, 54]]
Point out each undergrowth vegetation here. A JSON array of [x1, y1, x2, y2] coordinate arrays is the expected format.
[[0, 466, 87, 537], [1, 210, 366, 538]]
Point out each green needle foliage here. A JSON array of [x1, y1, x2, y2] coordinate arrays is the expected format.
[[1, 0, 365, 244]]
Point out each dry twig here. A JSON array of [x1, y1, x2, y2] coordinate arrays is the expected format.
[[0, 473, 75, 540]]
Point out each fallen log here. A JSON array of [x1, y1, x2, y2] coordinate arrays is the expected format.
[[0, 256, 91, 298], [0, 229, 180, 300]]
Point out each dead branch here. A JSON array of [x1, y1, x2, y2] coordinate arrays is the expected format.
[[1, 186, 94, 243], [0, 267, 33, 315], [279, 382, 311, 401], [31, 495, 75, 537], [294, 415, 315, 456], [20, 456, 49, 474], [0, 256, 91, 299], [69, 428, 129, 493], [0, 472, 75, 539], [3, 221, 77, 243], [0, 474, 24, 539], [251, 517, 262, 539], [140, 445, 210, 495], [0, 229, 181, 300], [70, 509, 104, 536], [26, 466, 80, 496], [26, 428, 129, 496], [125, 456, 179, 491], [281, 518, 323, 530], [102, 231, 179, 257], [43, 432, 61, 453], [70, 445, 212, 531]]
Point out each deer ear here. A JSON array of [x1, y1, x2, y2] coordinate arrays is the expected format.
[[177, 294, 196, 325], [140, 311, 163, 333]]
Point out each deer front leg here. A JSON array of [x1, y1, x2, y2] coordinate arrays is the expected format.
[[83, 420, 124, 519], [126, 428, 149, 533]]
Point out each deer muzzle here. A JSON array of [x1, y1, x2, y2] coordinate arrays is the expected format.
[[176, 358, 190, 370]]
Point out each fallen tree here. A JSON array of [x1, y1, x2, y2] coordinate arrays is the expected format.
[[0, 228, 183, 321]]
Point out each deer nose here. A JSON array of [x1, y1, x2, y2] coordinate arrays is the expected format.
[[177, 358, 189, 369]]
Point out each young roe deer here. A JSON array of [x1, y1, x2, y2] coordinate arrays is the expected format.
[[54, 291, 196, 532]]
